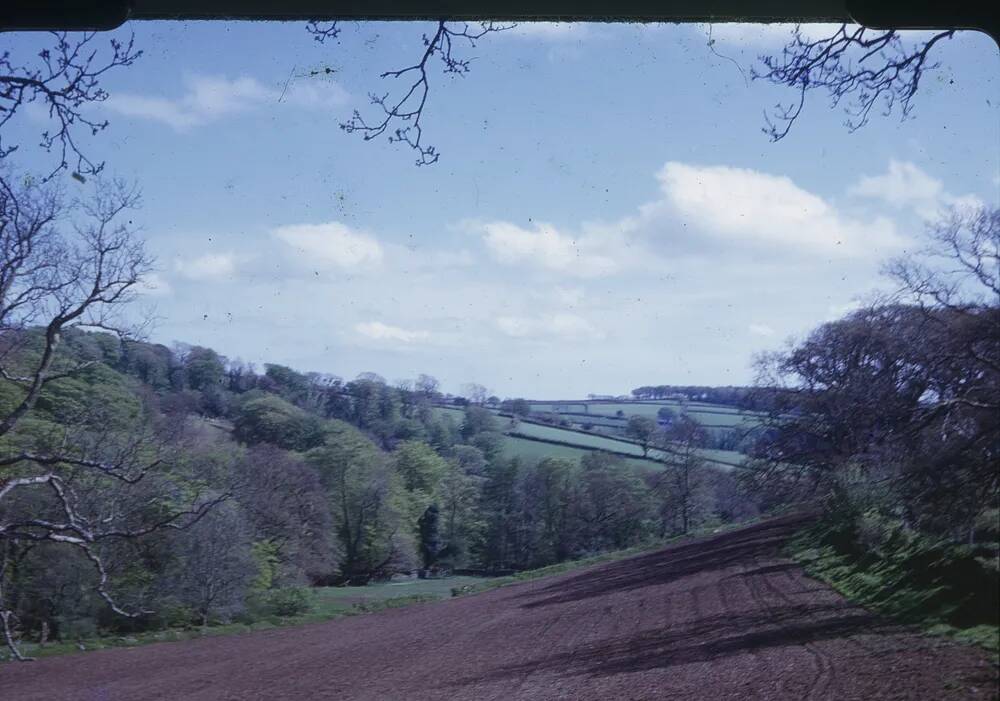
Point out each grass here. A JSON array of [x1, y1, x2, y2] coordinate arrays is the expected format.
[[452, 543, 666, 597], [310, 576, 489, 615], [787, 516, 1000, 654], [499, 433, 661, 472], [453, 515, 779, 598], [512, 421, 651, 455], [5, 576, 494, 662], [433, 403, 746, 472], [527, 399, 763, 429], [500, 426, 745, 471]]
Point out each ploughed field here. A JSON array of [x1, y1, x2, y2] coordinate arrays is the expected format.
[[4, 515, 995, 700]]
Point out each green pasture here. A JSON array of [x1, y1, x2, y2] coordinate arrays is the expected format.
[[311, 576, 489, 616], [500, 433, 660, 472], [527, 399, 762, 430], [431, 403, 747, 470], [512, 421, 648, 456]]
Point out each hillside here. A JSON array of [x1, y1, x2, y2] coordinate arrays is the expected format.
[[4, 515, 995, 700], [431, 404, 749, 470], [2, 327, 768, 658]]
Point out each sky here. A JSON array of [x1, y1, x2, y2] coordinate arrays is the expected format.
[[6, 22, 1000, 398]]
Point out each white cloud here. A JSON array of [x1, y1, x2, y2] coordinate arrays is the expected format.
[[496, 313, 604, 341], [505, 22, 591, 41], [355, 321, 430, 344], [849, 160, 983, 220], [106, 74, 349, 130], [701, 23, 844, 48], [472, 160, 897, 279], [175, 253, 237, 280], [280, 78, 351, 109], [273, 222, 384, 269], [748, 323, 775, 337], [478, 221, 620, 277], [654, 162, 901, 256], [136, 272, 172, 296], [554, 287, 585, 306], [389, 246, 475, 270]]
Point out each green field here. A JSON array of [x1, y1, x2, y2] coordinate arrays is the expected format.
[[512, 421, 650, 456], [503, 426, 745, 471], [527, 399, 762, 430], [430, 406, 473, 422], [311, 576, 490, 616], [430, 404, 746, 470], [500, 433, 661, 472]]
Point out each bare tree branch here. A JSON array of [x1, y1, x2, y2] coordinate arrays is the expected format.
[[0, 32, 141, 181], [311, 21, 512, 165], [754, 25, 955, 141]]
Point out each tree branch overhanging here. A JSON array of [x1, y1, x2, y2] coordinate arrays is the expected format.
[[0, 32, 142, 182], [309, 21, 512, 165], [754, 25, 955, 141]]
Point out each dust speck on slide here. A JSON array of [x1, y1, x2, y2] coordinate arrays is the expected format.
[[2, 514, 996, 701]]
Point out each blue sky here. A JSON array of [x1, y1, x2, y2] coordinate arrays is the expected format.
[[8, 22, 1000, 397]]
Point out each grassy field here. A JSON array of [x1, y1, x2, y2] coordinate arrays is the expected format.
[[433, 407, 745, 470], [311, 577, 487, 615], [500, 433, 662, 472], [512, 421, 649, 455], [526, 399, 762, 430], [430, 404, 745, 470], [434, 401, 761, 431], [512, 420, 746, 469], [9, 577, 494, 661], [430, 405, 469, 422], [501, 430, 745, 471]]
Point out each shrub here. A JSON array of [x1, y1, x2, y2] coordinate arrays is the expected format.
[[792, 511, 1000, 643], [253, 587, 313, 617]]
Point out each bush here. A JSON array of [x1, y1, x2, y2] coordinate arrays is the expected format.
[[251, 587, 313, 617], [791, 510, 1000, 647]]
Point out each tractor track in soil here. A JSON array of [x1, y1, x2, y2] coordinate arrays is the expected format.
[[2, 513, 996, 700]]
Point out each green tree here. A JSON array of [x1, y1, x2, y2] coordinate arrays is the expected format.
[[626, 415, 658, 457], [232, 393, 324, 451], [263, 364, 310, 404], [436, 460, 482, 566], [182, 346, 226, 391], [580, 455, 654, 550], [476, 458, 521, 569], [307, 425, 412, 581], [392, 440, 448, 496], [460, 405, 497, 440], [417, 504, 442, 570], [519, 459, 580, 564]]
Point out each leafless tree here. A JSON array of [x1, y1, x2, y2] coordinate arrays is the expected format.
[[462, 382, 488, 405], [0, 32, 141, 182], [885, 205, 999, 313], [754, 25, 955, 140], [235, 445, 335, 582], [168, 502, 257, 627], [0, 178, 222, 659], [307, 21, 511, 165], [415, 373, 440, 397]]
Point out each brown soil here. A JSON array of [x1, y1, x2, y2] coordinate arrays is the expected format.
[[2, 514, 996, 700]]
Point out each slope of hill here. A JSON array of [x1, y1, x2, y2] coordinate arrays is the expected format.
[[4, 515, 995, 700], [431, 405, 747, 470]]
